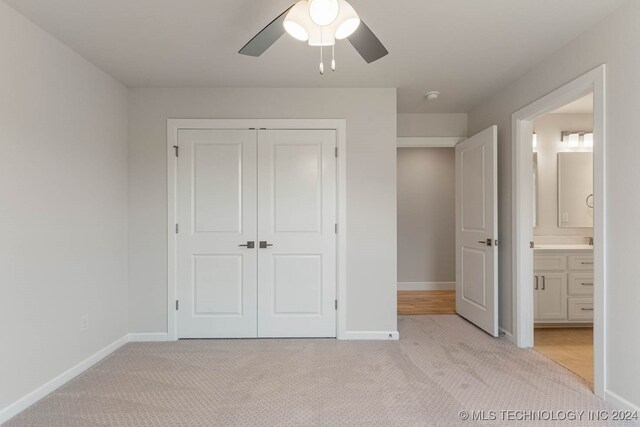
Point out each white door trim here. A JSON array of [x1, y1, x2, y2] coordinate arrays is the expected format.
[[397, 136, 465, 148], [167, 119, 347, 341], [511, 65, 606, 398]]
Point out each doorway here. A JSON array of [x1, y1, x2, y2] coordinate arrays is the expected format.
[[396, 127, 500, 339], [166, 120, 347, 340], [530, 95, 595, 389], [396, 145, 457, 315], [511, 66, 606, 397]]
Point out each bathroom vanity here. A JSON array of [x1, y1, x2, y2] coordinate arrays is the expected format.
[[533, 245, 593, 324]]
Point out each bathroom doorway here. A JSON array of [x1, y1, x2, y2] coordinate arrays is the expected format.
[[511, 66, 605, 397], [530, 94, 595, 388]]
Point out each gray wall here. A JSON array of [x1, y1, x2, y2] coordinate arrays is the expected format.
[[0, 1, 129, 412], [396, 114, 466, 287], [397, 148, 456, 284], [398, 113, 467, 137], [468, 0, 640, 407], [128, 88, 398, 334], [533, 113, 593, 238]]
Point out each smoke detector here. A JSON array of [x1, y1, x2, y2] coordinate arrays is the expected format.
[[425, 91, 440, 101]]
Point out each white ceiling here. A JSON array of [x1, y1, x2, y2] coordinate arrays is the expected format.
[[551, 93, 594, 114], [4, 0, 625, 113]]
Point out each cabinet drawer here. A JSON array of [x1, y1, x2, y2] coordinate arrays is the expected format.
[[568, 255, 594, 270], [568, 297, 594, 321], [534, 256, 567, 271], [568, 273, 594, 296]]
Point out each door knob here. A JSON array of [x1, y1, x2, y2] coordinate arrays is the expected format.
[[238, 241, 255, 249], [478, 238, 492, 247], [259, 241, 273, 249]]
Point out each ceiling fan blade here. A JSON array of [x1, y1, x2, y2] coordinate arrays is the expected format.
[[239, 5, 294, 57], [347, 21, 389, 63]]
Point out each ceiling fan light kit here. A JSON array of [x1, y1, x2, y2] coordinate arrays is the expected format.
[[283, 0, 362, 74], [285, 0, 361, 45], [239, 0, 388, 73]]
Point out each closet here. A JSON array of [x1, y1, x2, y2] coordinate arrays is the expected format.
[[176, 129, 337, 338]]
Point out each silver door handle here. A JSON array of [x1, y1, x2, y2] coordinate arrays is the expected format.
[[581, 282, 594, 286], [534, 276, 538, 290], [581, 261, 594, 265], [581, 307, 594, 311], [238, 241, 255, 249], [478, 238, 492, 246], [541, 275, 546, 291], [259, 241, 273, 249]]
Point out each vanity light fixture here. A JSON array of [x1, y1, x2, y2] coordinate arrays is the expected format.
[[583, 133, 594, 148], [562, 131, 593, 149]]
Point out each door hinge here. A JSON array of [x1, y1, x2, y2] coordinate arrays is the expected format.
[[335, 147, 338, 157], [175, 224, 179, 234], [173, 145, 179, 157], [335, 223, 338, 234], [175, 300, 179, 310], [335, 299, 338, 310]]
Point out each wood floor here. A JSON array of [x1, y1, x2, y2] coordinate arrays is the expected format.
[[534, 327, 594, 389], [397, 290, 456, 315]]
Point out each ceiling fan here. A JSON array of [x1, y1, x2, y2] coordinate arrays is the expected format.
[[239, 0, 388, 74]]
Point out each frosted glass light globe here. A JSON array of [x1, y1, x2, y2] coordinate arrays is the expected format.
[[284, 1, 311, 41], [309, 0, 340, 26]]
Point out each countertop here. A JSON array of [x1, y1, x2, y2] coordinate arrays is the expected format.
[[533, 244, 593, 251]]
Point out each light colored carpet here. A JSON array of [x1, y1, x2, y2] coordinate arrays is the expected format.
[[6, 316, 633, 426]]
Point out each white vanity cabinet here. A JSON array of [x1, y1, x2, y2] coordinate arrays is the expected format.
[[533, 247, 593, 324], [534, 273, 567, 320]]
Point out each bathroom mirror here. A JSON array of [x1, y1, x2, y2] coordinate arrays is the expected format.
[[533, 153, 538, 228], [557, 152, 593, 228]]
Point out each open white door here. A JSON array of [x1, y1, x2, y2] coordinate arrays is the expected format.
[[455, 126, 498, 337]]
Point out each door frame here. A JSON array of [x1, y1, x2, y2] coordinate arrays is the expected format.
[[166, 119, 347, 341], [511, 65, 606, 397]]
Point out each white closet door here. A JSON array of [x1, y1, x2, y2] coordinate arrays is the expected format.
[[177, 130, 258, 338], [257, 130, 337, 337]]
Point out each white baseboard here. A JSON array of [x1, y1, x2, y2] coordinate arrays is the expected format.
[[605, 389, 640, 412], [398, 281, 455, 291], [128, 332, 168, 342], [343, 331, 400, 340], [0, 334, 128, 425]]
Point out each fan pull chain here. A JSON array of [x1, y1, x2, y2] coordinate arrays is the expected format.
[[319, 27, 324, 75], [331, 45, 336, 72]]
